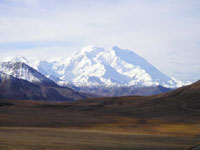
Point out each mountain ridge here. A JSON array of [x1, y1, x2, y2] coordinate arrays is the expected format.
[[0, 63, 92, 101], [0, 61, 58, 87], [2, 46, 186, 89]]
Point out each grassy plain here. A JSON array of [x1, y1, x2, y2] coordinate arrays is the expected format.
[[0, 87, 200, 150], [0, 127, 199, 150]]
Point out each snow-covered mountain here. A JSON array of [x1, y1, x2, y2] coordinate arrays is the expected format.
[[2, 46, 185, 88], [0, 61, 57, 87]]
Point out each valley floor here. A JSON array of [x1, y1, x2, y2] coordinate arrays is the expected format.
[[0, 127, 199, 150], [0, 94, 200, 150]]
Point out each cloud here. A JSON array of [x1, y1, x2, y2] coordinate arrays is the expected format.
[[0, 0, 200, 81]]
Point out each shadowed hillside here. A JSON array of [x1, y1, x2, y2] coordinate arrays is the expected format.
[[0, 71, 90, 101], [0, 80, 200, 128]]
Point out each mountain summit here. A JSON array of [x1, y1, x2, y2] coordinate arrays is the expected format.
[[0, 61, 57, 87], [3, 56, 29, 64]]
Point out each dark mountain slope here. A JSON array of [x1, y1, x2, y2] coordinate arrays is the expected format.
[[164, 80, 200, 98], [0, 72, 90, 101], [162, 80, 200, 110], [0, 72, 42, 100]]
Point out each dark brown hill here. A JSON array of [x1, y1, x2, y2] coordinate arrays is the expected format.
[[0, 72, 90, 101], [164, 80, 200, 98]]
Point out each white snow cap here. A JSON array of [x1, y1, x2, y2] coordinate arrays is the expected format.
[[3, 56, 29, 63], [1, 45, 187, 88]]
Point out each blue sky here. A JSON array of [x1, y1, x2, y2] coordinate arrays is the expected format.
[[0, 0, 200, 82]]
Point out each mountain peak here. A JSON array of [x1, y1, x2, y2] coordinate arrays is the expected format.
[[3, 55, 28, 63], [111, 46, 136, 54], [112, 45, 121, 50], [80, 45, 104, 53], [0, 61, 57, 87]]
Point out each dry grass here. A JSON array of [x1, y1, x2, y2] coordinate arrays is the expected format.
[[0, 127, 198, 150], [0, 89, 200, 150], [81, 116, 200, 136]]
